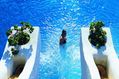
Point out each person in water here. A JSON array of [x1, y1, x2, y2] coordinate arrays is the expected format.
[[60, 29, 67, 45]]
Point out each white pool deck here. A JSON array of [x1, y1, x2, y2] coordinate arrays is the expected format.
[[80, 27, 119, 79], [0, 27, 40, 79]]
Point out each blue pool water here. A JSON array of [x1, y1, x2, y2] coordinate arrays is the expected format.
[[0, 0, 119, 79]]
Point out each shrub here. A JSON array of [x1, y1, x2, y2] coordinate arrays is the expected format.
[[6, 29, 12, 36], [11, 48, 19, 55], [88, 21, 107, 48], [6, 22, 34, 55], [16, 32, 30, 45]]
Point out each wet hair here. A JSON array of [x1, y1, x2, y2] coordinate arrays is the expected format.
[[61, 29, 66, 37]]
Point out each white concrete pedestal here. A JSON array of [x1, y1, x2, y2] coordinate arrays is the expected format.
[[80, 27, 119, 79], [0, 27, 40, 79]]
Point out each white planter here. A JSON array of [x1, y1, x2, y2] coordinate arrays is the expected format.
[[80, 27, 119, 79], [0, 27, 40, 79]]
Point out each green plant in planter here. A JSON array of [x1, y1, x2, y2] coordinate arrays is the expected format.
[[6, 29, 12, 36], [6, 22, 34, 55], [11, 48, 19, 55], [88, 21, 107, 48]]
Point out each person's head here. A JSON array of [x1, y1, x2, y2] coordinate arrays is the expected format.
[[61, 29, 66, 37]]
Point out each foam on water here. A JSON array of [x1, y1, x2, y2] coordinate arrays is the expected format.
[[39, 24, 81, 79]]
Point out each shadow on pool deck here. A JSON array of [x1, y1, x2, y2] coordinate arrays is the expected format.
[[9, 64, 25, 79]]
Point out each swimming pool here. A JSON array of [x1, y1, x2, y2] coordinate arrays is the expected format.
[[0, 0, 119, 79]]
